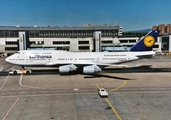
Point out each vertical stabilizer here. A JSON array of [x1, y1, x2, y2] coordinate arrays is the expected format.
[[129, 30, 160, 51]]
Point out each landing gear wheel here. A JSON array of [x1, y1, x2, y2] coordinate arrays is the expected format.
[[26, 70, 30, 74], [13, 71, 17, 74]]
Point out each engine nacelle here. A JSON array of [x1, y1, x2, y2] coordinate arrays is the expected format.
[[59, 64, 77, 74], [59, 66, 70, 73], [83, 66, 94, 74], [83, 65, 101, 74]]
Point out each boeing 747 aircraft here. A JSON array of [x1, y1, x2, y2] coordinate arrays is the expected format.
[[5, 30, 160, 74]]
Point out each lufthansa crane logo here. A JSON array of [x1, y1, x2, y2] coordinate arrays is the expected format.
[[20, 38, 23, 42], [144, 35, 155, 47]]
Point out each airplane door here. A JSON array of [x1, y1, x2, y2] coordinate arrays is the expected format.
[[47, 58, 51, 62], [74, 58, 77, 62], [96, 57, 99, 63], [26, 58, 29, 63], [47, 58, 51, 64]]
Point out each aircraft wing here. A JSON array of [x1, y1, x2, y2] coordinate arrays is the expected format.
[[45, 61, 96, 66], [45, 61, 128, 68]]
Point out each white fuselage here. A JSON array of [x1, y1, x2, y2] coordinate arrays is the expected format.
[[5, 50, 155, 67]]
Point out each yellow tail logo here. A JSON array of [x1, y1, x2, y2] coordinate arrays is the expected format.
[[144, 35, 155, 47]]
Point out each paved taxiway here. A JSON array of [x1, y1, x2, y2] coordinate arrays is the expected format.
[[0, 55, 171, 120]]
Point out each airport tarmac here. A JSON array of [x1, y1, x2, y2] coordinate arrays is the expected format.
[[0, 55, 171, 120]]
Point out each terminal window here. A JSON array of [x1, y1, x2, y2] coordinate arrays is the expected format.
[[53, 41, 70, 44], [30, 41, 44, 45], [120, 40, 128, 43], [0, 30, 19, 37], [5, 47, 17, 51], [79, 46, 89, 50], [6, 41, 17, 45], [126, 45, 133, 47], [153, 45, 159, 48], [78, 41, 89, 44], [129, 40, 136, 43], [101, 40, 113, 44]]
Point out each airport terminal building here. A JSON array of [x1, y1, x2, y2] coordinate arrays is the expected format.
[[0, 24, 162, 54]]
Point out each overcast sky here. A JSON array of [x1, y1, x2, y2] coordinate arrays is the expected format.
[[0, 0, 171, 31]]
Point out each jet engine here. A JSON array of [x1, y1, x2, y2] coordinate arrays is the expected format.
[[83, 65, 101, 74], [59, 64, 77, 74]]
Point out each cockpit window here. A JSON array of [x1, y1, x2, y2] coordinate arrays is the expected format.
[[15, 52, 20, 54]]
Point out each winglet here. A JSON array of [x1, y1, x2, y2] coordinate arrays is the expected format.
[[129, 30, 160, 51]]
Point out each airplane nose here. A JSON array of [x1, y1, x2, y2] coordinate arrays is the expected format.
[[5, 57, 10, 63], [5, 57, 9, 62]]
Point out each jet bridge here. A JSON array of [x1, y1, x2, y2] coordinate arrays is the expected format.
[[17, 31, 30, 50], [93, 31, 102, 52]]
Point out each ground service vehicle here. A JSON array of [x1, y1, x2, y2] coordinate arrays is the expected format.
[[98, 88, 108, 98], [9, 69, 31, 74]]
